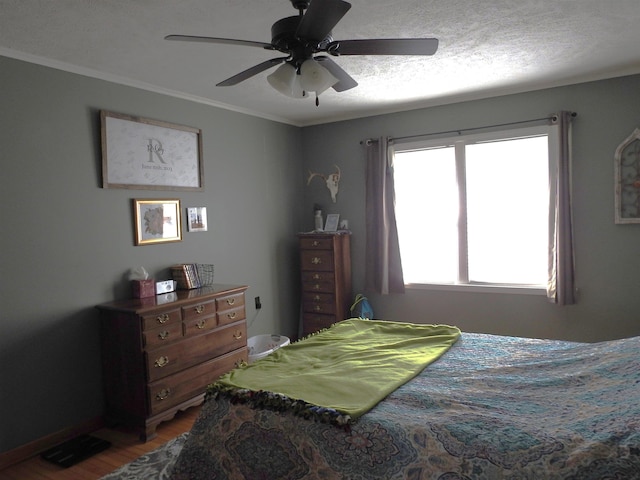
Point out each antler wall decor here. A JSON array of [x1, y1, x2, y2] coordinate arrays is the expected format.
[[307, 165, 341, 203]]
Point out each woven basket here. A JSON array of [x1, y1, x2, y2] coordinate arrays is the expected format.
[[196, 264, 215, 286]]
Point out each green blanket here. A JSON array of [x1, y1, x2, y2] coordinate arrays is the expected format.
[[210, 319, 461, 423]]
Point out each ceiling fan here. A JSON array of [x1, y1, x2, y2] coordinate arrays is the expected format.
[[165, 0, 438, 105]]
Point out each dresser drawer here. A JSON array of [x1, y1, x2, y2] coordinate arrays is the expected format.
[[216, 292, 245, 313], [142, 308, 181, 331], [182, 300, 216, 322], [302, 292, 336, 315], [218, 306, 245, 327], [183, 314, 217, 338], [143, 322, 183, 348], [302, 272, 335, 293], [302, 271, 335, 284], [145, 322, 247, 382], [148, 348, 247, 415], [302, 313, 336, 336], [300, 237, 334, 250], [301, 250, 335, 271]]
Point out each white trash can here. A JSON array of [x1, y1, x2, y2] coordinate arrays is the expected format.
[[247, 334, 290, 363]]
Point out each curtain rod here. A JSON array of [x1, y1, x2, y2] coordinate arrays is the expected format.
[[360, 112, 577, 145]]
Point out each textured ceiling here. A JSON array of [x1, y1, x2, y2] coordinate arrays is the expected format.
[[1, 0, 640, 126]]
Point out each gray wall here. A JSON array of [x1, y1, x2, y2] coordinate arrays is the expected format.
[[301, 75, 640, 343], [0, 56, 303, 453], [2, 53, 639, 455]]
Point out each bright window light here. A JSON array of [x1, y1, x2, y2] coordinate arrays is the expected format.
[[394, 126, 553, 288], [465, 137, 549, 284], [394, 146, 458, 283]]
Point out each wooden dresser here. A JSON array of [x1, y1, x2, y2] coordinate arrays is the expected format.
[[299, 233, 351, 336], [96, 284, 248, 441]]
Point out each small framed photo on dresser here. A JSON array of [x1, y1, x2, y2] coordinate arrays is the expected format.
[[324, 214, 340, 232]]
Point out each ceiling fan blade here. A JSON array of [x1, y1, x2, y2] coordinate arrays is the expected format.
[[327, 38, 439, 56], [216, 57, 288, 86], [315, 56, 358, 92], [165, 34, 274, 50], [296, 0, 351, 42]]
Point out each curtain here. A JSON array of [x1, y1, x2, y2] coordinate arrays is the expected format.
[[547, 111, 576, 304], [364, 137, 405, 294]]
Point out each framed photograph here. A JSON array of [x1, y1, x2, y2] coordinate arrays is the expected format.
[[614, 127, 640, 224], [187, 207, 208, 232], [133, 199, 182, 245], [101, 110, 204, 191], [324, 213, 340, 232]]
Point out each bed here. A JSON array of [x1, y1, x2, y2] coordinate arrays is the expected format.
[[169, 319, 640, 479]]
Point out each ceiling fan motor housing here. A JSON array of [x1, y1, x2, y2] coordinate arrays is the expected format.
[[290, 0, 311, 11], [271, 16, 301, 52], [271, 15, 333, 65]]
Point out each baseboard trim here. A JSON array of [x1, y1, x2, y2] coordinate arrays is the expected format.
[[0, 416, 105, 470]]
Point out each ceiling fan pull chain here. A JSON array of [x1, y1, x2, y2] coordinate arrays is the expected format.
[[315, 93, 320, 106]]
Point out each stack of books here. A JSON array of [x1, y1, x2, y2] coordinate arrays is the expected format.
[[171, 264, 201, 290]]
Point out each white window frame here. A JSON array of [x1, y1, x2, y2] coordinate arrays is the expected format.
[[393, 124, 559, 295]]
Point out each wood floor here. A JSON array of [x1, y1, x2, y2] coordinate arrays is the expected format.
[[0, 406, 200, 480]]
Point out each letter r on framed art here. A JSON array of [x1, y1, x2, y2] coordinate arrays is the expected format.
[[101, 111, 204, 191]]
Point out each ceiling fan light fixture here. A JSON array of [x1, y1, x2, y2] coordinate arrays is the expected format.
[[267, 63, 305, 98], [299, 58, 338, 94]]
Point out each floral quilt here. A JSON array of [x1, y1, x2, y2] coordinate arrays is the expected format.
[[169, 332, 640, 479]]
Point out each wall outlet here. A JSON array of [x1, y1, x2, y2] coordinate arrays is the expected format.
[[254, 296, 262, 309]]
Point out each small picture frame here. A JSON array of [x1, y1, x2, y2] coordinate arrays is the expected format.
[[187, 207, 208, 232], [324, 213, 340, 232], [133, 199, 182, 245]]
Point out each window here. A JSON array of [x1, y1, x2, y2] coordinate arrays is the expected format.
[[393, 125, 558, 290]]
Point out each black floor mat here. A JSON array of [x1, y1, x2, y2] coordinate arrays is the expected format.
[[40, 434, 111, 468]]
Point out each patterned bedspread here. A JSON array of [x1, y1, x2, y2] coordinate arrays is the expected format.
[[169, 332, 640, 479]]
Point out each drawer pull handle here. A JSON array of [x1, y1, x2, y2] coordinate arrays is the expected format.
[[312, 240, 319, 246], [154, 356, 169, 368], [156, 388, 171, 401], [314, 305, 322, 312], [194, 305, 205, 314], [311, 257, 322, 265], [158, 330, 169, 340], [314, 284, 321, 290], [235, 359, 248, 368], [196, 319, 207, 329], [233, 330, 243, 340], [156, 313, 170, 324], [227, 312, 237, 320], [314, 294, 321, 301], [313, 273, 321, 280], [226, 298, 236, 306]]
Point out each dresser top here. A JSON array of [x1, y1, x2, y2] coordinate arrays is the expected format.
[[96, 284, 248, 313]]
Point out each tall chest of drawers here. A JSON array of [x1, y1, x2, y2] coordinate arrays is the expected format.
[[96, 284, 248, 441], [299, 233, 351, 336]]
